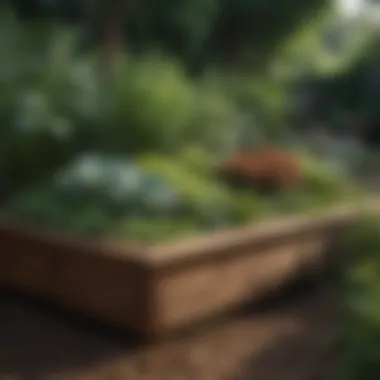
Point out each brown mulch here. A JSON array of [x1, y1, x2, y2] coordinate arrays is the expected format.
[[0, 281, 339, 380]]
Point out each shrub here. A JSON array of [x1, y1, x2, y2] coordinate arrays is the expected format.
[[335, 216, 380, 380], [97, 52, 240, 155], [101, 53, 195, 153], [298, 150, 362, 201], [202, 72, 289, 143], [0, 13, 99, 195]]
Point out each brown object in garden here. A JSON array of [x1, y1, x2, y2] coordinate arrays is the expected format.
[[219, 147, 303, 192]]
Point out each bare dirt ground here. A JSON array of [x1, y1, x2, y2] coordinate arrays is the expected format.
[[0, 281, 339, 380]]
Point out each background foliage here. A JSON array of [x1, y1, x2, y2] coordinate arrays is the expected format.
[[1, 1, 380, 376]]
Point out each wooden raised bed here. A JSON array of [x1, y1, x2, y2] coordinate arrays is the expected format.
[[0, 200, 379, 338]]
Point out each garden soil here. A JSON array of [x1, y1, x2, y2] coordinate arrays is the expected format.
[[0, 281, 339, 380]]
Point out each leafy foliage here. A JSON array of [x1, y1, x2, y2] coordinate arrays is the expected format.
[[72, 51, 244, 155], [272, 6, 379, 80], [1, 152, 254, 241], [10, 0, 328, 72], [336, 217, 380, 379], [0, 11, 101, 194], [2, 149, 363, 242]]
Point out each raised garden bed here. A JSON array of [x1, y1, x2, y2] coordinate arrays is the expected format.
[[0, 200, 379, 339]]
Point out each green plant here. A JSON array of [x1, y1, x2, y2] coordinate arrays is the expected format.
[[202, 73, 289, 144], [335, 217, 380, 379], [0, 11, 100, 193], [298, 151, 362, 200], [98, 52, 240, 155], [103, 53, 195, 153], [2, 146, 363, 243]]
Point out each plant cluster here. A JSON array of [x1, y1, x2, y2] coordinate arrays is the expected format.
[[335, 217, 380, 379], [0, 7, 367, 243], [2, 148, 360, 243]]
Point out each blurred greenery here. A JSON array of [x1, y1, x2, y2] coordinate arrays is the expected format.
[[96, 53, 242, 155], [335, 217, 380, 379], [1, 0, 377, 169], [0, 0, 375, 218], [0, 11, 100, 194], [9, 0, 328, 72], [2, 150, 363, 242], [0, 2, 379, 375]]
